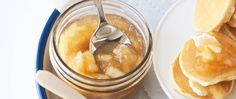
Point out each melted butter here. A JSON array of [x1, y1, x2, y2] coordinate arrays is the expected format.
[[192, 33, 222, 53], [192, 32, 236, 76], [192, 33, 222, 63]]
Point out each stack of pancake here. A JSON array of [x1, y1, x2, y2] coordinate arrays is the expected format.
[[171, 0, 236, 98]]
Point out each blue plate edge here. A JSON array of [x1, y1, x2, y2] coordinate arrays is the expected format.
[[35, 9, 60, 99]]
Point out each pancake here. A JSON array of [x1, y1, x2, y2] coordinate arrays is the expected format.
[[221, 24, 236, 41], [179, 32, 236, 86], [195, 0, 236, 32], [171, 55, 234, 99], [228, 11, 236, 28]]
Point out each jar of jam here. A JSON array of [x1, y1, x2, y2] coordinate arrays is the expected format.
[[49, 0, 152, 99]]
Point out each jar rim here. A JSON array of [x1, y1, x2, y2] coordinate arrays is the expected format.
[[51, 0, 153, 82]]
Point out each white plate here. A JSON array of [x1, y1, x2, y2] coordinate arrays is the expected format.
[[153, 0, 236, 99]]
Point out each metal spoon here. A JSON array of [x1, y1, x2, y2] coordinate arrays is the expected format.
[[90, 0, 131, 52]]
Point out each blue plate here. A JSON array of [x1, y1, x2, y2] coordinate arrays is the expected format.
[[36, 9, 60, 99]]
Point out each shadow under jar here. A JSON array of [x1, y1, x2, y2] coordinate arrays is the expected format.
[[49, 0, 153, 99]]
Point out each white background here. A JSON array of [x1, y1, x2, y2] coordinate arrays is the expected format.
[[3, 0, 55, 98], [2, 0, 175, 98]]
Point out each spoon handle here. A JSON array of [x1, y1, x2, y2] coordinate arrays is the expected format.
[[36, 70, 86, 99], [94, 0, 107, 23]]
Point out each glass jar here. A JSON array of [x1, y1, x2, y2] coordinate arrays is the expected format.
[[49, 0, 153, 99]]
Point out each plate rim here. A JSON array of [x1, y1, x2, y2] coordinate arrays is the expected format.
[[153, 0, 186, 99], [35, 9, 60, 99]]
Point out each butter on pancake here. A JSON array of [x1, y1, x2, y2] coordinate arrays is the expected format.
[[171, 55, 234, 99], [192, 33, 222, 63], [180, 32, 236, 86], [195, 0, 236, 32]]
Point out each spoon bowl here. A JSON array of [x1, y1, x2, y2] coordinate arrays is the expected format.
[[90, 0, 131, 52]]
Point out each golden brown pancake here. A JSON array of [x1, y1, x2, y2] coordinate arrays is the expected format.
[[171, 55, 234, 99], [228, 11, 236, 28], [195, 0, 236, 32], [179, 32, 236, 86], [221, 24, 236, 41]]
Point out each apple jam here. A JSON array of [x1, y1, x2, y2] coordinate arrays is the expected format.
[[57, 14, 144, 79]]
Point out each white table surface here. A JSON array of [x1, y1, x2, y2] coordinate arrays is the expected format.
[[2, 0, 176, 98]]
